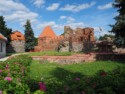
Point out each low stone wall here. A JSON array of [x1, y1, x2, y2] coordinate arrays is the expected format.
[[113, 48, 125, 53], [95, 53, 125, 61], [32, 53, 125, 64], [32, 54, 96, 64]]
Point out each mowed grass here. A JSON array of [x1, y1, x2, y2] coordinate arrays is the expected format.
[[28, 51, 73, 56], [29, 60, 125, 80]]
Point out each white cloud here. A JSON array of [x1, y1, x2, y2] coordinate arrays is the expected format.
[[37, 21, 85, 35], [37, 21, 56, 29], [37, 15, 85, 34], [66, 17, 75, 23], [37, 21, 64, 35], [94, 27, 111, 38], [0, 0, 39, 25], [0, 0, 29, 13], [98, 2, 113, 10], [46, 3, 60, 11], [67, 22, 85, 29], [33, 0, 45, 8], [60, 16, 67, 19], [13, 0, 20, 2], [60, 16, 75, 23], [60, 1, 96, 12], [5, 11, 38, 24]]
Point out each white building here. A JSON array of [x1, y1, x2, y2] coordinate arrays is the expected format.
[[0, 33, 7, 58]]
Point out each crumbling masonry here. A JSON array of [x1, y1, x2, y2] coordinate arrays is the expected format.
[[35, 26, 95, 52]]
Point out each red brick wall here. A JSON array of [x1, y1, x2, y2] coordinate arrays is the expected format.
[[34, 36, 64, 51]]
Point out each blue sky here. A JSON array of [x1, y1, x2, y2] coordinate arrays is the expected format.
[[0, 0, 117, 38]]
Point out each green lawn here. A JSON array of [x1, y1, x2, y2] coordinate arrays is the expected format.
[[29, 60, 125, 80], [28, 51, 73, 56]]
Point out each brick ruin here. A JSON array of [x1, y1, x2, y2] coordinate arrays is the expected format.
[[35, 26, 95, 52], [35, 26, 64, 51], [58, 26, 95, 52], [7, 31, 25, 53]]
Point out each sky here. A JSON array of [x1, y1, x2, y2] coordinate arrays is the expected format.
[[0, 0, 118, 38]]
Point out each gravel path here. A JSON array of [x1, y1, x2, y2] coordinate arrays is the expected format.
[[0, 56, 10, 61], [0, 53, 27, 62]]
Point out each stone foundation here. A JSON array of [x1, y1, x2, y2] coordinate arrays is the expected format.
[[31, 53, 125, 64], [32, 54, 96, 64]]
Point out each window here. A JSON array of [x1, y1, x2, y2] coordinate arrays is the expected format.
[[0, 42, 2, 52], [17, 35, 21, 37]]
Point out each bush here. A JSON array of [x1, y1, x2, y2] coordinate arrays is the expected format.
[[44, 67, 125, 94], [6, 55, 32, 66], [0, 55, 32, 94]]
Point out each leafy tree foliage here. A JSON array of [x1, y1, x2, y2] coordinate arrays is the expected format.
[[0, 16, 12, 44], [34, 37, 38, 46], [114, 36, 124, 47], [99, 34, 115, 41], [24, 20, 35, 51], [110, 0, 125, 46]]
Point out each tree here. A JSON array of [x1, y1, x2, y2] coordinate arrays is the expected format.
[[24, 20, 35, 51], [0, 16, 12, 44], [34, 37, 38, 46], [99, 34, 115, 41], [110, 0, 125, 46]]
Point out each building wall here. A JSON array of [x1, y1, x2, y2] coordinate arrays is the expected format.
[[0, 40, 6, 58], [58, 26, 95, 52], [7, 40, 25, 53], [11, 40, 25, 52], [6, 31, 25, 53], [35, 36, 63, 51]]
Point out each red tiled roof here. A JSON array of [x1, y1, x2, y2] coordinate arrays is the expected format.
[[11, 31, 25, 41], [0, 33, 7, 41], [39, 26, 56, 38]]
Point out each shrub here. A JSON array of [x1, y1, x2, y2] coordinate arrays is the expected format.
[[6, 55, 32, 66], [0, 55, 47, 93], [0, 55, 32, 94], [44, 67, 125, 94]]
